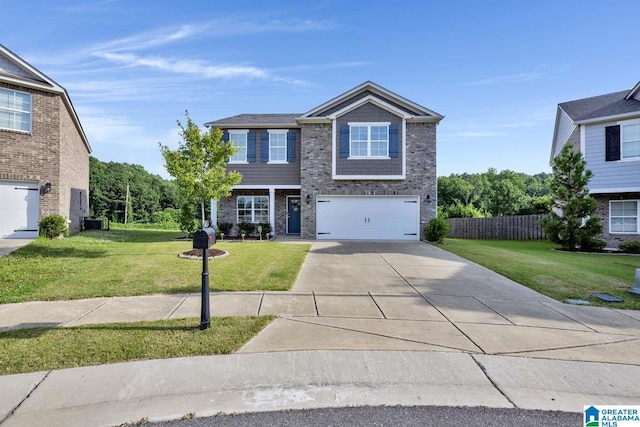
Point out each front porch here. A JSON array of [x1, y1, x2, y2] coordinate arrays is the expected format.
[[212, 185, 303, 237]]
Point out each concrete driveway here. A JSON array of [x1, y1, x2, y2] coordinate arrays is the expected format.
[[240, 241, 640, 365], [0, 239, 33, 257]]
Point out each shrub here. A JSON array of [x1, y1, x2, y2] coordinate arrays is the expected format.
[[238, 222, 255, 237], [424, 217, 449, 243], [217, 222, 233, 235], [39, 214, 68, 239], [257, 222, 272, 237], [619, 241, 640, 254], [579, 237, 606, 252]]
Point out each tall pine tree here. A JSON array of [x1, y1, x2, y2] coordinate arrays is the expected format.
[[540, 145, 604, 251]]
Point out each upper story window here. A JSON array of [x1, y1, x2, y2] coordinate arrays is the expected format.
[[610, 200, 638, 233], [228, 130, 248, 163], [0, 88, 31, 132], [622, 123, 640, 159], [269, 131, 287, 163], [349, 123, 389, 158]]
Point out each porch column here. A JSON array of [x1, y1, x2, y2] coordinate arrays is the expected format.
[[210, 199, 217, 229], [269, 187, 276, 236]]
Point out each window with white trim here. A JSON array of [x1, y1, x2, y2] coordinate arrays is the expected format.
[[228, 131, 248, 163], [349, 123, 389, 158], [0, 88, 31, 132], [622, 122, 640, 159], [269, 131, 287, 162], [237, 196, 269, 223], [610, 200, 639, 233]]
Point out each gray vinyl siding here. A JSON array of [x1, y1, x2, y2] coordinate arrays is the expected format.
[[335, 103, 403, 176], [554, 108, 577, 157], [226, 128, 301, 185], [317, 89, 422, 117], [584, 120, 640, 191]]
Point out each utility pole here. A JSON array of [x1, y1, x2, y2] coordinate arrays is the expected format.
[[124, 181, 130, 224]]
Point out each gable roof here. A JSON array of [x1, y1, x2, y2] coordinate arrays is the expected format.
[[204, 113, 299, 129], [559, 89, 640, 123], [298, 81, 444, 123], [0, 44, 91, 153]]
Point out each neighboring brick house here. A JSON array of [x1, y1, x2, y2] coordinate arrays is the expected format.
[[551, 80, 640, 247], [0, 44, 90, 238], [205, 81, 443, 240]]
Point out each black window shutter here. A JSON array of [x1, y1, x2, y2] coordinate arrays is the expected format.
[[247, 132, 256, 162], [389, 124, 399, 158], [605, 125, 621, 161], [260, 132, 269, 162], [222, 131, 229, 142], [340, 125, 350, 158], [287, 132, 296, 162]]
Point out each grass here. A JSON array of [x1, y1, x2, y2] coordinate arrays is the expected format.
[[439, 239, 640, 310], [0, 228, 310, 304], [0, 316, 274, 375]]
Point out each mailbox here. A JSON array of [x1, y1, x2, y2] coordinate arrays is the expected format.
[[193, 227, 216, 249]]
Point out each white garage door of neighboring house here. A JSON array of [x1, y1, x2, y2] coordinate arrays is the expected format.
[[0, 181, 40, 239], [316, 196, 420, 240]]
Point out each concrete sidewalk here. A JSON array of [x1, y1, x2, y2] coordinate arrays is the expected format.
[[2, 241, 640, 426]]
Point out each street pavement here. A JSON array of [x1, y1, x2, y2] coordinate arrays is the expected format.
[[1, 240, 639, 426]]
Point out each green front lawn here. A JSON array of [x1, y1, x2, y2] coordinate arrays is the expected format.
[[439, 239, 640, 310], [0, 316, 274, 375], [0, 228, 310, 303]]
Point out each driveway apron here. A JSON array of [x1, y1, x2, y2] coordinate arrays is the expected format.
[[239, 241, 640, 366]]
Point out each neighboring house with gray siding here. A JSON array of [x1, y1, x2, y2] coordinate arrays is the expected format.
[[551, 81, 640, 247], [205, 81, 443, 240], [0, 44, 91, 238]]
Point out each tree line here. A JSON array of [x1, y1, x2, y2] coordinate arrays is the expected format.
[[89, 157, 184, 224], [437, 169, 552, 218], [89, 158, 553, 223]]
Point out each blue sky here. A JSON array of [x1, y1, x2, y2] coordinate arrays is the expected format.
[[2, 0, 639, 178]]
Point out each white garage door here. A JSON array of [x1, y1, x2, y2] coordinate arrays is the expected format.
[[0, 181, 40, 239], [316, 196, 420, 240]]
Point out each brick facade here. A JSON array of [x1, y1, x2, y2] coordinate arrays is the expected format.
[[299, 121, 437, 239], [0, 82, 89, 234], [593, 193, 640, 248]]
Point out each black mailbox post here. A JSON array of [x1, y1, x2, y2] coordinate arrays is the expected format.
[[193, 227, 216, 330]]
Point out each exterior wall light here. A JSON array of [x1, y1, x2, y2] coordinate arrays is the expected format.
[[42, 181, 52, 194], [306, 194, 311, 204], [426, 194, 431, 203]]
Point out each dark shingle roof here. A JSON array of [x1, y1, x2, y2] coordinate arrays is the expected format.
[[204, 113, 300, 128], [560, 90, 640, 122]]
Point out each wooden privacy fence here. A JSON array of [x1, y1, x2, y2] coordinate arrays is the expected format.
[[446, 214, 548, 240]]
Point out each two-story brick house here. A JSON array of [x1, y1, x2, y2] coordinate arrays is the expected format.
[[205, 81, 443, 240], [0, 44, 90, 238], [551, 81, 640, 247]]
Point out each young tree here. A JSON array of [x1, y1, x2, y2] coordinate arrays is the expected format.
[[540, 145, 603, 251], [159, 112, 242, 228]]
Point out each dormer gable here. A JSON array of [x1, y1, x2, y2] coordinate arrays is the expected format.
[[297, 81, 443, 124]]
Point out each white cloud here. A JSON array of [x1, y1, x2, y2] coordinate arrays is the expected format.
[[95, 52, 270, 80]]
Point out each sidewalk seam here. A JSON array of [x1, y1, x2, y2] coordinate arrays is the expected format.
[[369, 292, 387, 319], [470, 355, 517, 408], [0, 370, 51, 425], [312, 292, 319, 316], [167, 294, 190, 319], [537, 302, 599, 333], [257, 292, 265, 316], [64, 299, 108, 327]]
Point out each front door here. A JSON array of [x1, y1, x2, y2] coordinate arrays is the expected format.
[[287, 196, 301, 234]]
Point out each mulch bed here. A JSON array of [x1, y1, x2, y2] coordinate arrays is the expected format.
[[179, 248, 228, 259]]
